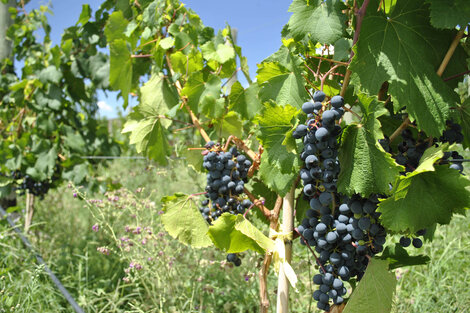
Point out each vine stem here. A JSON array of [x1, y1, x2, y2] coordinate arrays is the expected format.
[[259, 195, 283, 313], [295, 228, 326, 275], [131, 54, 153, 58], [165, 53, 212, 143], [339, 0, 371, 97], [243, 187, 271, 220], [436, 28, 466, 77], [306, 54, 349, 66], [276, 183, 296, 313], [389, 117, 411, 143], [320, 64, 340, 91], [443, 69, 470, 82]]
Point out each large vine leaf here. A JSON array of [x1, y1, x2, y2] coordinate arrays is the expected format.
[[256, 47, 306, 108], [104, 11, 129, 42], [255, 103, 301, 173], [338, 96, 404, 197], [122, 117, 171, 165], [380, 244, 430, 270], [228, 82, 262, 120], [161, 193, 213, 248], [181, 72, 221, 115], [208, 213, 274, 254], [258, 157, 297, 197], [343, 259, 396, 313], [287, 0, 347, 45], [456, 98, 470, 148], [349, 0, 462, 137], [138, 72, 178, 127], [109, 39, 132, 108], [200, 41, 235, 64], [424, 0, 470, 29], [378, 145, 470, 233]]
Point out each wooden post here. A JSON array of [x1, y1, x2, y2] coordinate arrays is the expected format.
[[276, 184, 295, 313], [25, 192, 35, 233]]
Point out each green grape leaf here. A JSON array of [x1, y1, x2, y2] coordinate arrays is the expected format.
[[159, 37, 175, 50], [104, 11, 129, 42], [333, 38, 352, 62], [63, 126, 86, 154], [349, 0, 461, 137], [378, 166, 470, 233], [255, 103, 301, 173], [256, 62, 305, 108], [380, 244, 430, 270], [161, 193, 212, 248], [287, 0, 347, 45], [26, 146, 57, 181], [338, 96, 404, 197], [212, 111, 243, 138], [208, 213, 274, 254], [181, 72, 221, 115], [169, 50, 204, 75], [38, 66, 62, 84], [343, 259, 396, 313], [424, 0, 470, 29], [109, 39, 132, 108], [77, 4, 91, 25], [138, 72, 178, 127], [122, 117, 171, 165], [201, 41, 235, 64], [456, 98, 470, 148], [228, 82, 262, 120], [62, 163, 88, 185], [258, 157, 297, 197]]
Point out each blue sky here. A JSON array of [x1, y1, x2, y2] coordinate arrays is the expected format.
[[26, 0, 292, 118]]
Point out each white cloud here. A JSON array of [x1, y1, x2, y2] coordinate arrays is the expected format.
[[97, 100, 113, 112]]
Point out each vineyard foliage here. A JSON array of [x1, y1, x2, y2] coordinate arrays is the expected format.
[[0, 1, 120, 198], [1, 0, 470, 311]]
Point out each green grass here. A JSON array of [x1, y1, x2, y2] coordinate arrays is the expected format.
[[1, 157, 469, 312]]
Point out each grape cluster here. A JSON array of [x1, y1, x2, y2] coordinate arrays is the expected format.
[[1, 170, 52, 198], [440, 120, 464, 144], [197, 141, 253, 266], [399, 228, 426, 248], [379, 119, 465, 174], [294, 91, 387, 311]]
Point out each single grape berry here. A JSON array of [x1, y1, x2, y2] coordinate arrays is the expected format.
[[330, 95, 344, 108], [399, 236, 411, 247], [302, 101, 316, 114], [313, 90, 326, 102], [412, 238, 423, 248]]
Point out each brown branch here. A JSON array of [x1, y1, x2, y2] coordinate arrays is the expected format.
[[437, 28, 466, 77], [165, 53, 212, 143], [340, 0, 371, 98], [339, 69, 352, 98], [259, 252, 272, 313], [389, 117, 410, 143], [343, 105, 362, 120], [320, 64, 340, 91], [304, 63, 320, 80], [306, 55, 349, 66], [131, 54, 153, 58], [243, 187, 271, 220], [443, 70, 470, 82]]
